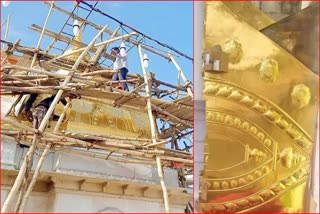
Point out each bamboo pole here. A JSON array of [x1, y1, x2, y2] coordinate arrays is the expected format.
[[30, 2, 54, 68], [8, 2, 56, 206], [3, 75, 49, 80], [138, 45, 170, 213], [1, 129, 153, 144], [1, 39, 20, 65], [2, 15, 10, 50], [79, 69, 117, 76], [176, 63, 181, 99], [0, 18, 7, 28], [2, 4, 54, 212], [1, 77, 46, 86], [17, 143, 50, 212], [17, 100, 72, 212], [2, 65, 96, 86], [169, 54, 193, 98], [1, 40, 107, 73], [146, 140, 168, 148], [50, 32, 137, 62], [29, 24, 114, 61], [45, 2, 79, 52], [87, 26, 121, 69], [112, 83, 147, 107], [13, 136, 38, 212], [151, 103, 192, 128]]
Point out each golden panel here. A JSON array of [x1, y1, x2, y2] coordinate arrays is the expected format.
[[7, 96, 151, 138], [65, 99, 151, 138], [200, 2, 318, 213]]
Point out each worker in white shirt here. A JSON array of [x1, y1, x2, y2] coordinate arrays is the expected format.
[[110, 42, 129, 91]]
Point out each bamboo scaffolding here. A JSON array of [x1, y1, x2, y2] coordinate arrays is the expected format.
[[17, 100, 72, 212], [1, 18, 7, 28], [151, 103, 192, 127], [1, 39, 20, 65], [2, 134, 161, 166], [138, 45, 170, 212], [2, 4, 55, 211], [1, 73, 38, 87], [1, 3, 193, 212], [49, 32, 137, 62], [169, 54, 193, 98], [1, 65, 96, 85], [29, 24, 114, 61], [1, 120, 192, 162], [1, 40, 107, 72], [44, 2, 172, 61], [30, 3, 54, 68], [87, 26, 121, 68], [2, 15, 10, 50], [2, 78, 50, 86], [1, 22, 110, 214]]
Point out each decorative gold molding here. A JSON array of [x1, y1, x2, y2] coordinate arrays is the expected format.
[[206, 111, 276, 151], [200, 166, 309, 212], [204, 78, 313, 152]]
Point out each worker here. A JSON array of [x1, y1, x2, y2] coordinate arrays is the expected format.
[[22, 94, 39, 121], [110, 43, 129, 91], [32, 93, 77, 129], [22, 94, 67, 122]]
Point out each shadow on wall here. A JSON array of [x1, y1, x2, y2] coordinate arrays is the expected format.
[[97, 207, 123, 213]]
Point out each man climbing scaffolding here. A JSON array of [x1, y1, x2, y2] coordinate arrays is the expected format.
[[110, 42, 129, 91]]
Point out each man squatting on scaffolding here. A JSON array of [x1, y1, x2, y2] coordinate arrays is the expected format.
[[110, 43, 129, 91], [23, 93, 76, 129]]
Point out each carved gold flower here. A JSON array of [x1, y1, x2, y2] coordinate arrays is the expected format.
[[223, 40, 243, 64], [259, 58, 279, 82], [291, 84, 311, 108]]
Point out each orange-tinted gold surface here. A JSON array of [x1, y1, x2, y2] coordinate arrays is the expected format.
[[200, 2, 318, 213]]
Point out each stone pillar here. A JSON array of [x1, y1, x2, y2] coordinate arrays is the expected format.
[[194, 1, 206, 211]]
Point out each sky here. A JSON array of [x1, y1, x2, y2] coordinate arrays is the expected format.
[[1, 1, 193, 90]]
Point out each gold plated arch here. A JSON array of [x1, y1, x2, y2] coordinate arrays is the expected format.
[[200, 2, 318, 213]]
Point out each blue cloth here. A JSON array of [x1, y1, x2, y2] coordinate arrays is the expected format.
[[25, 94, 38, 111], [112, 67, 129, 91]]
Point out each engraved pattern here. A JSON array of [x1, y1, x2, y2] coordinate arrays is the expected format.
[[204, 79, 313, 151], [206, 162, 271, 192], [200, 166, 309, 212], [207, 111, 275, 150]]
